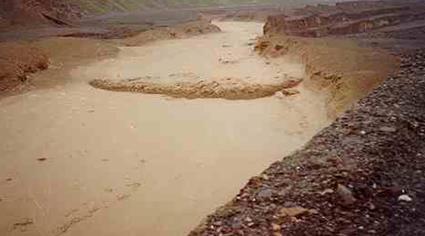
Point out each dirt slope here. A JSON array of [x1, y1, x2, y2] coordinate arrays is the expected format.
[[254, 35, 397, 117]]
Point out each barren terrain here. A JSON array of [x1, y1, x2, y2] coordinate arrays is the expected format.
[[1, 1, 424, 236]]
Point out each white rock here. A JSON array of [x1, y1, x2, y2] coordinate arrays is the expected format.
[[398, 194, 413, 202], [274, 91, 284, 99]]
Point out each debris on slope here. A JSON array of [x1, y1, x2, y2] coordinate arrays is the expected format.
[[189, 47, 425, 236]]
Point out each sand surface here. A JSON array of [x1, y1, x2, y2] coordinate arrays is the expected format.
[[0, 22, 329, 236]]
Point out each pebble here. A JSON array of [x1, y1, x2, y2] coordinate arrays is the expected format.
[[368, 202, 376, 210], [379, 126, 397, 132], [320, 188, 334, 195], [257, 188, 274, 200], [279, 207, 317, 217], [398, 194, 413, 202], [337, 184, 356, 205], [274, 91, 285, 99], [271, 223, 281, 231]]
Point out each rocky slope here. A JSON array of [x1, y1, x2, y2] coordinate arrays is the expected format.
[[190, 48, 425, 236], [264, 0, 425, 37]]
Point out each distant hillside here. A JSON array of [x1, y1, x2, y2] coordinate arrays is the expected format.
[[0, 0, 336, 28]]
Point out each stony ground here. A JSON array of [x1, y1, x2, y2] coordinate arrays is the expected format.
[[190, 46, 425, 236]]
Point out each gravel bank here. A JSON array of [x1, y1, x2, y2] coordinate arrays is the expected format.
[[190, 48, 425, 235]]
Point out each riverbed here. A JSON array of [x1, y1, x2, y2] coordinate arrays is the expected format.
[[0, 22, 329, 236]]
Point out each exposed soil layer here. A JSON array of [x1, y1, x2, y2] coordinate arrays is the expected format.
[[254, 35, 398, 117]]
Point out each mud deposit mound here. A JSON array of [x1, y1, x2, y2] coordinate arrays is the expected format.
[[0, 43, 48, 92], [90, 77, 302, 100]]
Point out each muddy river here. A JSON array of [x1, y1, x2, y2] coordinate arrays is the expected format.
[[0, 22, 329, 236]]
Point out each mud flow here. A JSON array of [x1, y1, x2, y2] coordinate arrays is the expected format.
[[0, 22, 329, 236]]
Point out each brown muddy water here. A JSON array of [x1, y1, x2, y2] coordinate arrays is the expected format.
[[0, 22, 330, 236]]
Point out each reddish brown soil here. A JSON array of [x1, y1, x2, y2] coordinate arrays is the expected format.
[[0, 43, 48, 92]]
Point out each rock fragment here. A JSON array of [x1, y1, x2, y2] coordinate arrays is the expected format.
[[398, 194, 413, 202], [379, 126, 397, 132], [336, 184, 356, 205], [279, 207, 317, 217]]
